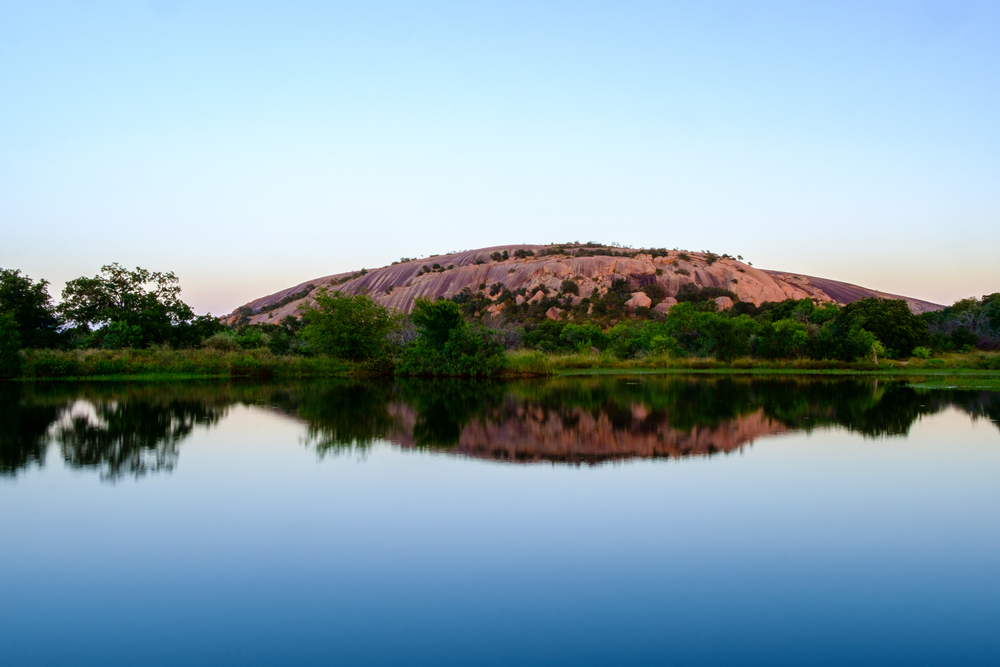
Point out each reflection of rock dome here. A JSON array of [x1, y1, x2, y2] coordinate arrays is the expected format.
[[386, 403, 786, 464]]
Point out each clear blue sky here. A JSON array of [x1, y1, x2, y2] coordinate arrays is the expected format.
[[2, 1, 998, 313]]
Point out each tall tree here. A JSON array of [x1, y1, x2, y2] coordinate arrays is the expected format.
[[60, 264, 195, 347], [0, 268, 61, 348]]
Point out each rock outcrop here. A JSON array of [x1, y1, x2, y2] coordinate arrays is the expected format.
[[225, 244, 942, 324]]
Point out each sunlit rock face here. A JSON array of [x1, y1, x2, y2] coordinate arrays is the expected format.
[[225, 244, 943, 325]]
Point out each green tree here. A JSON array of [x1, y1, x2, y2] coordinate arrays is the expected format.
[[833, 298, 928, 358], [60, 264, 196, 347], [298, 288, 399, 361], [755, 319, 809, 359], [0, 268, 62, 348], [409, 298, 465, 348], [399, 298, 506, 375], [101, 321, 143, 349]]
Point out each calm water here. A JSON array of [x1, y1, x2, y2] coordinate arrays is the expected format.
[[2, 377, 999, 666]]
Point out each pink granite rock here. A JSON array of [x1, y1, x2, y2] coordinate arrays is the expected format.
[[625, 292, 652, 310], [226, 244, 943, 324], [715, 296, 734, 310]]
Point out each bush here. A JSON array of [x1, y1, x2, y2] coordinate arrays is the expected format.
[[203, 332, 239, 351], [912, 346, 932, 359], [560, 279, 579, 296], [951, 327, 978, 349], [299, 288, 399, 361]]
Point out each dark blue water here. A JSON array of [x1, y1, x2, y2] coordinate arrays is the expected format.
[[2, 378, 999, 666]]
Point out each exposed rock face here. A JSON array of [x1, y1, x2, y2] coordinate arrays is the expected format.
[[225, 244, 943, 324], [625, 292, 652, 310], [545, 307, 562, 321], [715, 296, 734, 310]]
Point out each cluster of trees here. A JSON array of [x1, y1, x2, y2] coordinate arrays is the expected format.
[[920, 294, 1000, 351], [519, 296, 933, 362], [0, 264, 224, 363]]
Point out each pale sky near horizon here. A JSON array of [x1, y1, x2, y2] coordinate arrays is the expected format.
[[2, 1, 998, 314]]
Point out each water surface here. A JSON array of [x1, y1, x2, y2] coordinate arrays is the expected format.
[[2, 377, 999, 666]]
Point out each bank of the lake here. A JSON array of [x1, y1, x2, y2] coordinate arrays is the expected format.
[[8, 347, 1000, 383]]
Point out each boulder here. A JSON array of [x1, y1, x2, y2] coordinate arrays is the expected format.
[[625, 292, 652, 310], [545, 307, 562, 321], [715, 296, 734, 310], [540, 262, 571, 278], [653, 297, 677, 314], [528, 290, 545, 304], [515, 295, 525, 306]]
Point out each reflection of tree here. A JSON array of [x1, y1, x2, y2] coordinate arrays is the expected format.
[[56, 398, 224, 482], [0, 384, 65, 476], [396, 379, 506, 448], [270, 381, 399, 455]]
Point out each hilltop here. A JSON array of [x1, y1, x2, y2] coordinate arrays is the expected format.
[[225, 243, 941, 325]]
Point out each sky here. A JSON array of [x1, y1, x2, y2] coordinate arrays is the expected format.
[[2, 0, 998, 314]]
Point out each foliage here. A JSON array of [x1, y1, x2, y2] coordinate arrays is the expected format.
[[100, 321, 143, 349], [833, 298, 928, 358], [921, 294, 1000, 351], [754, 319, 809, 359], [60, 264, 199, 348], [0, 268, 62, 348], [0, 312, 22, 377], [560, 279, 579, 296], [298, 288, 399, 362], [16, 348, 353, 380], [399, 298, 506, 375]]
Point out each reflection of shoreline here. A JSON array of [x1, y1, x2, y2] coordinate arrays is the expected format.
[[386, 403, 788, 464], [3, 379, 999, 479]]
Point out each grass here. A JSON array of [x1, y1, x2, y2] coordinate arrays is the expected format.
[[7, 348, 1000, 385], [13, 348, 355, 380], [511, 350, 1000, 379], [906, 376, 1000, 391]]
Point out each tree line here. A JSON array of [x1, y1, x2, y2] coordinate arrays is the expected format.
[[1, 264, 998, 377]]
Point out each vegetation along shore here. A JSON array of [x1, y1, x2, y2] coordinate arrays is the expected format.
[[2, 245, 999, 381]]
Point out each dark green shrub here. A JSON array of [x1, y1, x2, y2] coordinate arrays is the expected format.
[[951, 327, 978, 349], [560, 279, 579, 296]]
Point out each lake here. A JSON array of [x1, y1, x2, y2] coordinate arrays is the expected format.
[[2, 376, 999, 666]]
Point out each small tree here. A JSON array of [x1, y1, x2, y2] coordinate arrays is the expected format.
[[410, 298, 465, 348], [299, 288, 399, 361]]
